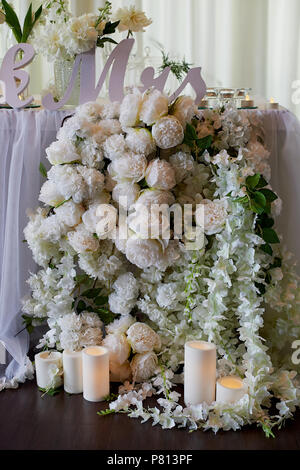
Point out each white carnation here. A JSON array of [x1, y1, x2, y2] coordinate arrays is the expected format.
[[68, 223, 99, 253], [47, 165, 86, 204], [145, 158, 176, 190], [125, 128, 156, 156], [127, 322, 161, 353], [102, 134, 127, 160], [102, 333, 131, 365], [152, 116, 184, 149], [140, 89, 169, 126], [108, 152, 147, 182], [115, 6, 152, 33], [76, 166, 105, 201], [113, 272, 139, 299], [55, 200, 84, 227], [76, 101, 103, 122], [125, 236, 163, 269], [130, 351, 158, 382], [46, 139, 80, 165]]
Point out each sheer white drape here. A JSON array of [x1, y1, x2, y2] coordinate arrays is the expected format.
[[2, 0, 299, 118]]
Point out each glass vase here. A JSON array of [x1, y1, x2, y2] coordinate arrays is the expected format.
[[54, 58, 80, 106]]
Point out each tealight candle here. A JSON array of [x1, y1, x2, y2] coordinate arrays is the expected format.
[[199, 99, 209, 108], [241, 94, 254, 108], [216, 375, 247, 404], [35, 351, 63, 390], [82, 346, 109, 402], [267, 97, 279, 109], [63, 350, 83, 394], [184, 340, 216, 406]]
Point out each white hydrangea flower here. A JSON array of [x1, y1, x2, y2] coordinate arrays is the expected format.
[[152, 116, 184, 149], [106, 314, 135, 335], [125, 128, 156, 156], [46, 139, 80, 165], [109, 293, 136, 315], [102, 134, 127, 160], [130, 351, 158, 382], [145, 158, 176, 190], [68, 223, 99, 253], [169, 151, 195, 183], [170, 96, 197, 127], [140, 89, 169, 126], [127, 322, 161, 353], [114, 6, 152, 32], [110, 360, 132, 382], [108, 272, 139, 315], [119, 90, 143, 129], [102, 333, 131, 365], [108, 152, 147, 182], [112, 182, 140, 209]]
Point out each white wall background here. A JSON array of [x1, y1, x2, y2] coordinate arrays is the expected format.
[[1, 0, 300, 117]]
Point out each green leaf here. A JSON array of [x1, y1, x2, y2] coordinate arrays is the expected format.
[[249, 200, 264, 214], [196, 134, 213, 150], [253, 191, 267, 208], [21, 4, 33, 43], [2, 0, 22, 43], [261, 243, 273, 256], [54, 198, 71, 208], [81, 288, 102, 299], [34, 5, 43, 24], [102, 20, 120, 35], [233, 195, 248, 204], [138, 177, 148, 190], [39, 386, 62, 397], [257, 214, 274, 228], [262, 228, 280, 244], [183, 123, 198, 147], [39, 162, 47, 178], [97, 409, 116, 416], [75, 274, 91, 285], [76, 300, 86, 314], [94, 295, 108, 306], [270, 257, 282, 269], [22, 314, 34, 334], [255, 282, 266, 295], [97, 37, 118, 48], [256, 175, 268, 189], [259, 188, 278, 202], [95, 308, 115, 325], [246, 173, 260, 190]]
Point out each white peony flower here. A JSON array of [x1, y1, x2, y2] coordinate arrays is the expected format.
[[102, 134, 127, 160], [125, 128, 156, 156], [110, 360, 132, 382], [39, 180, 65, 207], [145, 158, 176, 190], [46, 139, 80, 165], [114, 6, 152, 32], [140, 89, 169, 126], [170, 96, 197, 127], [55, 200, 84, 227], [127, 322, 161, 353], [169, 151, 195, 183], [76, 101, 103, 122], [95, 204, 118, 239], [106, 314, 135, 335], [68, 223, 99, 253], [47, 165, 86, 204], [76, 166, 105, 201], [196, 199, 228, 235], [112, 181, 140, 209], [102, 333, 131, 365], [119, 90, 143, 129], [152, 116, 184, 149], [108, 152, 147, 183], [135, 189, 175, 208], [125, 236, 163, 269], [130, 351, 158, 382]]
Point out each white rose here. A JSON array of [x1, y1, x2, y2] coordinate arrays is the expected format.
[[110, 360, 132, 382], [125, 236, 163, 269], [169, 151, 195, 183], [152, 116, 184, 149], [145, 158, 176, 190], [119, 90, 142, 129], [196, 199, 228, 235], [170, 96, 197, 127], [115, 6, 152, 33], [102, 134, 127, 160], [140, 89, 169, 126], [39, 180, 65, 207], [106, 314, 135, 335], [130, 351, 158, 382], [108, 152, 147, 182], [125, 128, 156, 156], [112, 182, 140, 210], [55, 200, 84, 227], [102, 333, 131, 365], [127, 322, 161, 353], [135, 188, 175, 208], [68, 223, 99, 253], [46, 139, 80, 165]]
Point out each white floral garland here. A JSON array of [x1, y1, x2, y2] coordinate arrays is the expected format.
[[21, 91, 300, 434]]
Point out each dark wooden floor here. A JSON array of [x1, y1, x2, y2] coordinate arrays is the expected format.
[[0, 380, 300, 450]]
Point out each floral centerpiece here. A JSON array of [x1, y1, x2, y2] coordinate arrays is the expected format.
[[22, 87, 300, 435]]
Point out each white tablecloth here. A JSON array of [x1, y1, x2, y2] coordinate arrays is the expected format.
[[0, 107, 300, 385]]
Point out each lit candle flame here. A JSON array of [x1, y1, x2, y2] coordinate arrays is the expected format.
[[270, 97, 275, 103], [246, 94, 250, 101]]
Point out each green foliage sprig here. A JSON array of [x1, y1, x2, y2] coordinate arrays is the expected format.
[[159, 49, 192, 82], [183, 123, 213, 159], [1, 1, 42, 43]]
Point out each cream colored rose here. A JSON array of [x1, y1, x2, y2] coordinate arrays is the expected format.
[[110, 360, 132, 383], [130, 351, 158, 382], [152, 116, 184, 149], [127, 322, 161, 353], [145, 159, 176, 190], [115, 6, 152, 32], [125, 128, 156, 156], [196, 199, 228, 235], [46, 140, 81, 165], [102, 333, 131, 365], [140, 89, 169, 126], [108, 152, 147, 183], [170, 96, 197, 127]]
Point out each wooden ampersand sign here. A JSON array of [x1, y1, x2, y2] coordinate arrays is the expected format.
[[0, 39, 206, 109]]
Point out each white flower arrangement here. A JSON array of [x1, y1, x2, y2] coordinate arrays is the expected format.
[[22, 90, 300, 435]]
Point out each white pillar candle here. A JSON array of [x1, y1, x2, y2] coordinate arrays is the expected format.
[[266, 97, 279, 109], [82, 346, 109, 402], [216, 376, 247, 404], [35, 351, 63, 390], [63, 350, 83, 394], [184, 341, 216, 406]]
